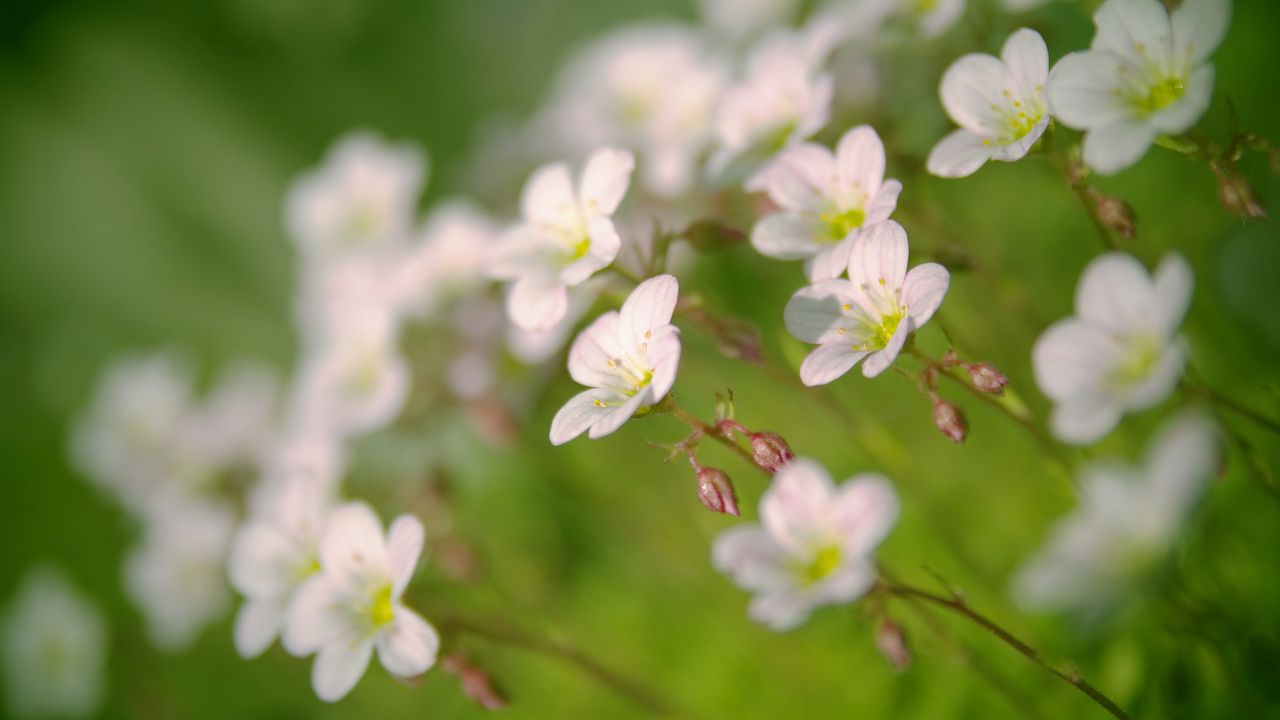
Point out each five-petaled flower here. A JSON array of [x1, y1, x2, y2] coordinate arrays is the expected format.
[[550, 274, 682, 445], [752, 125, 903, 281], [1032, 251, 1192, 445], [784, 221, 950, 385], [712, 457, 899, 631], [1046, 0, 1231, 174], [928, 28, 1052, 178], [284, 503, 439, 703], [489, 147, 635, 332]]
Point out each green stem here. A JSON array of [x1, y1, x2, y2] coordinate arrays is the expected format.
[[657, 396, 761, 472]]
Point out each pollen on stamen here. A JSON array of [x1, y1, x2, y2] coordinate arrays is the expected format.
[[841, 303, 851, 311], [877, 278, 886, 286], [644, 330, 651, 339]]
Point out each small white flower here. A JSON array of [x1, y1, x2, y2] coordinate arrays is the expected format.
[[292, 313, 410, 440], [784, 221, 950, 385], [1033, 252, 1192, 445], [286, 132, 427, 263], [190, 359, 281, 468], [394, 199, 499, 319], [124, 494, 235, 652], [489, 147, 635, 332], [1013, 412, 1218, 616], [549, 274, 681, 445], [752, 125, 903, 281], [712, 457, 899, 631], [229, 472, 332, 659], [927, 28, 1051, 178], [1046, 0, 1231, 174], [284, 503, 439, 703], [2, 567, 106, 720]]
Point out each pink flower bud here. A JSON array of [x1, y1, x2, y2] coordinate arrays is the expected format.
[[965, 362, 1009, 394], [1216, 169, 1267, 219], [696, 467, 740, 516], [1093, 193, 1136, 238], [875, 619, 911, 671], [749, 432, 795, 474], [932, 396, 967, 444], [442, 654, 509, 710]]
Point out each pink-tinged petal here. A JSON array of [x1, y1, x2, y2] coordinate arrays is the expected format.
[[560, 215, 620, 286], [864, 179, 902, 225], [1046, 51, 1132, 130], [520, 162, 576, 228], [619, 274, 679, 352], [712, 525, 792, 593], [320, 502, 389, 587], [1083, 120, 1157, 175], [1075, 252, 1157, 334], [375, 606, 440, 678], [507, 273, 569, 332], [283, 576, 346, 656], [761, 457, 836, 555], [1051, 394, 1124, 445], [752, 212, 827, 260], [1032, 319, 1122, 400], [585, 390, 650, 440], [927, 129, 994, 178], [808, 560, 876, 605], [228, 523, 294, 597], [901, 262, 950, 328], [797, 73, 835, 139], [1152, 253, 1194, 336], [805, 238, 857, 283], [765, 143, 837, 212], [747, 590, 814, 631], [835, 125, 885, 201], [234, 596, 286, 659], [1091, 0, 1173, 62], [848, 220, 909, 293], [799, 343, 870, 386], [386, 515, 424, 595], [645, 324, 682, 402], [1148, 64, 1214, 135], [830, 475, 900, 555], [549, 388, 625, 446], [785, 280, 869, 345], [566, 312, 626, 389], [861, 316, 913, 378], [940, 54, 1020, 135], [312, 636, 375, 702], [577, 147, 634, 216], [991, 115, 1050, 161], [486, 225, 551, 280], [1002, 28, 1049, 95], [1171, 0, 1230, 64]]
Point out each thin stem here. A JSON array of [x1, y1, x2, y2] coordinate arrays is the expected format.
[[878, 580, 1129, 720], [658, 396, 761, 472], [1183, 379, 1280, 436]]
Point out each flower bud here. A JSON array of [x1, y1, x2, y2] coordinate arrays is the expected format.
[[442, 654, 508, 710], [696, 467, 740, 516], [964, 362, 1009, 394], [932, 396, 967, 444], [749, 432, 795, 474], [1093, 193, 1136, 238], [1216, 169, 1267, 218], [875, 619, 911, 671]]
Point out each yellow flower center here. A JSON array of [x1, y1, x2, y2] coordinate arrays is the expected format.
[[802, 545, 842, 585], [1132, 76, 1186, 116], [1111, 335, 1160, 388], [369, 585, 395, 627], [571, 235, 592, 260], [821, 207, 866, 242]]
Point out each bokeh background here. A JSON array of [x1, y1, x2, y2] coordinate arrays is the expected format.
[[2, 0, 1279, 717]]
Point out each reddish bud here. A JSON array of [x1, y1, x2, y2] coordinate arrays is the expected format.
[[696, 467, 740, 516], [875, 619, 912, 671], [749, 432, 795, 474], [964, 362, 1009, 394], [1093, 193, 1137, 238], [1215, 169, 1267, 218], [932, 395, 968, 444], [442, 654, 508, 710]]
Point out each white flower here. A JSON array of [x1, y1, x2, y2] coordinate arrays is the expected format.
[[229, 472, 332, 659], [394, 199, 498, 319], [286, 132, 427, 263], [124, 494, 235, 651], [284, 503, 439, 703], [712, 458, 899, 631], [1013, 412, 1218, 616], [927, 28, 1051, 178], [784, 221, 950, 385], [1046, 0, 1231, 174], [1033, 252, 1192, 445], [549, 274, 681, 445], [752, 125, 903, 281], [2, 567, 106, 719], [489, 147, 635, 332]]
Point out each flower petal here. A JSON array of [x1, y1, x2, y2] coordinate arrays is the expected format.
[[804, 237, 857, 283], [520, 162, 576, 229], [1032, 318, 1121, 400], [747, 591, 814, 631], [619, 274, 679, 353], [375, 606, 440, 678], [561, 216, 620, 286], [1082, 119, 1156, 175], [1074, 252, 1157, 334], [1152, 252, 1194, 336], [848, 220, 908, 293], [1148, 64, 1213, 134], [901, 262, 950, 328], [577, 147, 635, 216], [312, 637, 374, 702], [808, 560, 876, 605], [861, 315, 913, 378], [283, 576, 346, 656], [1046, 51, 1132, 130], [507, 273, 569, 332], [799, 343, 870, 386], [228, 523, 294, 597], [764, 143, 837, 212], [646, 324, 682, 403], [835, 125, 885, 202], [864, 179, 902, 225], [549, 388, 626, 446], [234, 596, 286, 659], [1051, 394, 1124, 445], [761, 457, 837, 555], [784, 280, 868, 344], [320, 502, 389, 587], [386, 514, 424, 595], [1171, 0, 1230, 64], [567, 312, 626, 389], [1002, 28, 1049, 95], [926, 129, 994, 178], [940, 54, 1020, 135], [585, 389, 650, 440], [712, 525, 792, 593], [752, 212, 827, 260], [830, 474, 900, 555], [1091, 0, 1173, 63]]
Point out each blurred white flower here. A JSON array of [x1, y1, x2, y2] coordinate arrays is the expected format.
[[784, 221, 950, 385], [2, 567, 106, 719], [190, 359, 281, 467], [550, 274, 681, 445], [284, 503, 439, 703], [910, 0, 966, 38], [1046, 0, 1230, 174], [394, 199, 499, 319], [489, 147, 635, 332], [1013, 412, 1218, 616], [229, 472, 332, 659], [699, 0, 801, 40], [1033, 252, 1192, 444], [285, 132, 427, 263], [928, 28, 1051, 178], [752, 125, 902, 281], [713, 457, 899, 631], [124, 494, 235, 652]]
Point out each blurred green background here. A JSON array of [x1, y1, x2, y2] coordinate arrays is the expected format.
[[2, 0, 1279, 717]]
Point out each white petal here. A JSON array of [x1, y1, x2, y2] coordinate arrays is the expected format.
[[1144, 412, 1218, 513], [567, 312, 626, 389], [830, 474, 900, 555], [712, 525, 792, 593], [1123, 340, 1185, 409], [646, 324, 682, 402], [835, 125, 885, 201], [549, 388, 625, 446], [520, 162, 576, 228], [1074, 252, 1157, 334], [848, 220, 908, 293], [765, 143, 837, 212], [808, 559, 876, 604], [375, 606, 440, 678], [619, 274, 679, 352], [805, 238, 857, 283], [926, 129, 994, 178], [861, 316, 913, 378], [1091, 0, 1173, 62], [784, 279, 867, 344], [1148, 64, 1214, 134], [386, 515, 424, 595], [799, 343, 869, 386], [487, 225, 552, 280], [1046, 51, 1133, 130], [283, 576, 346, 656], [1083, 120, 1156, 175], [748, 590, 814, 631], [1001, 28, 1049, 94], [901, 262, 950, 328], [1152, 252, 1194, 336], [585, 390, 650, 440], [752, 212, 827, 260], [560, 216, 619, 286], [940, 54, 1020, 135], [1031, 319, 1120, 400], [1051, 394, 1124, 445], [312, 637, 375, 702], [577, 147, 635, 216], [761, 457, 837, 555], [1171, 0, 1230, 64], [234, 596, 285, 659], [228, 523, 294, 597], [507, 273, 569, 332], [320, 502, 389, 587], [864, 179, 902, 225]]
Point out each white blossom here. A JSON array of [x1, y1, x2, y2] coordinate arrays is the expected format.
[[928, 28, 1051, 178], [394, 199, 499, 319], [1033, 252, 1192, 445], [784, 221, 950, 385], [1046, 0, 1230, 174], [284, 503, 439, 703], [713, 458, 899, 631], [550, 274, 681, 445]]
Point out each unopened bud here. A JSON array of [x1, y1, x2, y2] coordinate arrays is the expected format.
[[1215, 169, 1267, 218], [749, 432, 795, 474], [696, 467, 740, 516], [1093, 193, 1136, 238], [965, 362, 1009, 394], [442, 654, 509, 710], [932, 395, 967, 444], [681, 220, 747, 253], [875, 619, 912, 671]]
